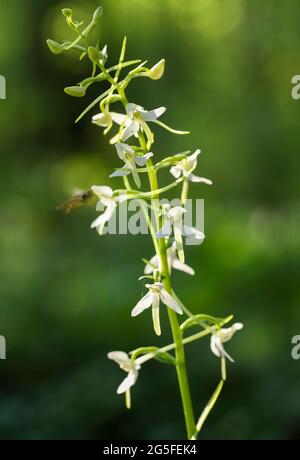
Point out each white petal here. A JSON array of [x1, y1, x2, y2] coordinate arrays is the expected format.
[[109, 169, 130, 178], [170, 165, 182, 179], [182, 225, 205, 240], [111, 112, 127, 125], [144, 254, 159, 274], [189, 149, 201, 162], [126, 103, 143, 118], [91, 185, 113, 198], [131, 291, 153, 317], [90, 204, 116, 229], [107, 351, 130, 365], [117, 370, 138, 394], [156, 220, 172, 238], [121, 122, 136, 141], [189, 174, 213, 185], [159, 288, 183, 315], [210, 335, 234, 362], [135, 152, 153, 166], [142, 107, 166, 121], [172, 259, 195, 276], [92, 112, 112, 127]]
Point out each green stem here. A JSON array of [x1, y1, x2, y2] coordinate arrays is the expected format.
[[144, 150, 195, 438], [116, 79, 195, 437]]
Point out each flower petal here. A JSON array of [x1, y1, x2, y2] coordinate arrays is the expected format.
[[107, 351, 130, 365], [182, 225, 205, 241], [91, 185, 113, 198], [189, 174, 213, 185], [117, 370, 138, 394], [170, 165, 182, 179], [159, 288, 183, 315], [142, 107, 166, 121], [109, 169, 130, 178], [172, 259, 195, 276], [111, 112, 127, 125], [91, 204, 116, 229], [151, 292, 161, 336], [131, 291, 153, 317], [135, 152, 153, 166], [156, 220, 172, 238]]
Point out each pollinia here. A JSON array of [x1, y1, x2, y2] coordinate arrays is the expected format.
[[47, 6, 243, 439]]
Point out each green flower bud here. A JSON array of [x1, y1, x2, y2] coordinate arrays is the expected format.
[[47, 39, 64, 55], [88, 46, 100, 63], [62, 8, 72, 17], [93, 6, 103, 23], [64, 85, 86, 97]]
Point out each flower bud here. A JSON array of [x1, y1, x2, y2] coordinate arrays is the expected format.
[[148, 59, 165, 80], [88, 46, 100, 63], [47, 39, 64, 55], [93, 6, 103, 23], [64, 85, 86, 97], [62, 8, 72, 17]]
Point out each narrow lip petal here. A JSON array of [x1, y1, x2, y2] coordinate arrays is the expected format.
[[121, 122, 136, 141], [131, 291, 153, 317], [117, 370, 138, 394], [90, 204, 116, 229]]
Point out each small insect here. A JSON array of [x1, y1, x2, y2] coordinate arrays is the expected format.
[[58, 189, 94, 214]]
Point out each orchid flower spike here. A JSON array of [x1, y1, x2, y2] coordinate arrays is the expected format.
[[156, 206, 205, 264], [90, 186, 126, 235], [121, 103, 166, 144], [210, 323, 244, 363], [170, 149, 213, 184], [144, 242, 195, 276], [107, 351, 141, 409], [131, 282, 183, 336], [110, 143, 153, 188]]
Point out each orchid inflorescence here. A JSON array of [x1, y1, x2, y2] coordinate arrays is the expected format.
[[48, 5, 243, 440]]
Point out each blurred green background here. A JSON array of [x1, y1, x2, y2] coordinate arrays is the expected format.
[[0, 0, 300, 440]]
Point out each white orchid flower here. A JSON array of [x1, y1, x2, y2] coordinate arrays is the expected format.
[[92, 110, 126, 135], [138, 59, 165, 80], [144, 242, 195, 276], [170, 149, 213, 184], [121, 103, 166, 143], [110, 143, 153, 188], [156, 206, 205, 264], [131, 282, 183, 336], [90, 186, 126, 235], [107, 351, 141, 409], [210, 323, 244, 362]]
